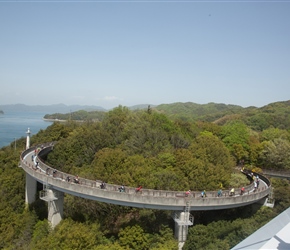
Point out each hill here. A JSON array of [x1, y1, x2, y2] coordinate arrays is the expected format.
[[41, 100, 290, 131], [1, 104, 290, 249], [154, 102, 247, 122], [209, 100, 290, 130], [150, 100, 290, 131]]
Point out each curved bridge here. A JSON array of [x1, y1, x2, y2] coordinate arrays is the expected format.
[[20, 143, 271, 211]]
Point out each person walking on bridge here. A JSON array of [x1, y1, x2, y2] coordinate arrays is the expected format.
[[119, 185, 125, 192], [100, 181, 106, 189], [254, 181, 257, 192], [135, 186, 142, 193]]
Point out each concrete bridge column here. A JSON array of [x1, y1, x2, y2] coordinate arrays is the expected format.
[[174, 211, 190, 250], [47, 189, 64, 228], [25, 173, 37, 205]]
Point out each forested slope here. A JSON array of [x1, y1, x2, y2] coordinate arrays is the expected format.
[[156, 100, 290, 131], [44, 100, 290, 132], [1, 104, 290, 249]]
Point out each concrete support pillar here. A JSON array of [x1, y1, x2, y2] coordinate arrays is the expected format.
[[174, 211, 190, 250], [258, 196, 268, 205], [47, 189, 64, 228], [25, 173, 37, 205]]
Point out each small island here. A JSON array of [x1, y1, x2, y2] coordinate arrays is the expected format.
[[0, 110, 4, 114]]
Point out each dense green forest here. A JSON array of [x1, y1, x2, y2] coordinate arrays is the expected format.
[[1, 102, 290, 249], [44, 100, 290, 130]]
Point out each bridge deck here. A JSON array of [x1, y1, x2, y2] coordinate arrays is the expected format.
[[20, 145, 271, 211]]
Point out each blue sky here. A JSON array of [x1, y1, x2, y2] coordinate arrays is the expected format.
[[1, 0, 290, 109]]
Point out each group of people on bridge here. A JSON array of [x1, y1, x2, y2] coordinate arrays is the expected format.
[[34, 151, 261, 200]]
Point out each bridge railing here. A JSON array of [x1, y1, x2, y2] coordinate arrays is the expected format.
[[21, 153, 272, 210], [22, 144, 270, 201], [21, 142, 56, 160], [262, 169, 290, 178]]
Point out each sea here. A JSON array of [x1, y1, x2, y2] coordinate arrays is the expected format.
[[0, 111, 53, 149]]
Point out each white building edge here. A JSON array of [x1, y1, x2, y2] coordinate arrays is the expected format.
[[231, 207, 290, 250]]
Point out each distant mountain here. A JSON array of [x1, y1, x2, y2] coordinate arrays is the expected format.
[[0, 103, 157, 114], [0, 103, 106, 113], [154, 102, 247, 122], [1, 101, 290, 131], [153, 100, 290, 130], [0, 110, 4, 114]]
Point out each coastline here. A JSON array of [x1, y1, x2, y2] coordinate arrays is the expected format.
[[0, 112, 52, 148], [42, 118, 67, 122], [42, 118, 84, 123]]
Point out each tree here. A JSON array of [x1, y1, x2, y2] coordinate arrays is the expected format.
[[259, 138, 290, 169], [102, 106, 132, 146], [124, 112, 174, 157], [90, 148, 129, 183], [189, 132, 233, 189], [30, 219, 105, 250], [118, 225, 150, 250], [150, 225, 177, 250], [220, 121, 251, 163], [260, 127, 290, 142]]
